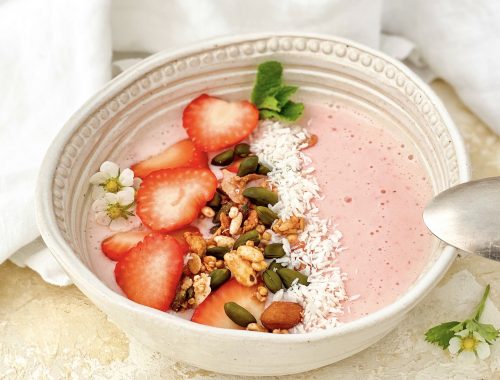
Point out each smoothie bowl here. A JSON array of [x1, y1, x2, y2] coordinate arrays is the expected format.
[[36, 34, 469, 376]]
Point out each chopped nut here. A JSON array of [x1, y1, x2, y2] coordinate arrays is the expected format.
[[242, 210, 259, 233], [214, 235, 235, 248], [184, 232, 206, 256], [228, 206, 239, 219], [237, 245, 264, 262], [255, 224, 266, 233], [193, 273, 211, 305], [229, 212, 243, 235], [272, 329, 289, 334], [251, 261, 268, 272], [247, 323, 268, 332], [224, 252, 257, 287], [261, 301, 303, 330], [187, 254, 202, 275], [201, 206, 215, 218]]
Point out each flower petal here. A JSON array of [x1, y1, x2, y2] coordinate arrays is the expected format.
[[110, 217, 130, 232], [473, 331, 485, 342], [90, 172, 109, 185], [95, 211, 111, 226], [100, 161, 119, 177], [448, 337, 462, 354], [104, 193, 119, 204], [119, 168, 134, 187], [458, 350, 476, 364], [92, 198, 108, 212], [476, 342, 491, 360], [456, 329, 470, 338], [92, 186, 106, 200], [117, 187, 135, 206]]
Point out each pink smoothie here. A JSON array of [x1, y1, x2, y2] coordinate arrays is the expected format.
[[85, 101, 434, 322], [304, 103, 433, 321]]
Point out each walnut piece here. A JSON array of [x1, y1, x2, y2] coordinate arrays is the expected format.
[[242, 210, 259, 233]]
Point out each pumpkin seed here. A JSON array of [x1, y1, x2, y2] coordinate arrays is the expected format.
[[264, 243, 286, 259], [243, 187, 278, 206], [263, 270, 283, 293], [206, 192, 222, 209], [256, 206, 279, 226], [209, 269, 231, 290], [268, 260, 287, 272], [277, 268, 309, 288], [234, 143, 251, 157], [233, 229, 260, 249], [206, 246, 230, 259], [224, 302, 256, 327], [256, 163, 271, 175], [237, 156, 259, 177], [211, 150, 234, 166]]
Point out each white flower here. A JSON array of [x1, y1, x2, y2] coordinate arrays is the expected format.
[[448, 329, 491, 363], [92, 187, 140, 231], [90, 161, 135, 199]]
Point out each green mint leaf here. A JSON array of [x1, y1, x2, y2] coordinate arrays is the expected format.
[[424, 321, 461, 349], [280, 101, 305, 122], [476, 322, 500, 344], [251, 61, 283, 106], [275, 85, 298, 107], [259, 95, 281, 112], [259, 109, 282, 121]]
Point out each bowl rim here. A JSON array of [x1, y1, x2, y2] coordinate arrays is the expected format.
[[35, 32, 471, 343]]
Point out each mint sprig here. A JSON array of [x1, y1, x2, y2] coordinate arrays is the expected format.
[[251, 61, 304, 122], [425, 285, 500, 349]]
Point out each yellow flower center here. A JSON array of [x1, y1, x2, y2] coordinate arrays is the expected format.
[[462, 337, 476, 351], [107, 204, 123, 220], [104, 179, 120, 193]]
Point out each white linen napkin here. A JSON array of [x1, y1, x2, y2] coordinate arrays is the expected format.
[[0, 0, 111, 285], [2, 0, 499, 285]]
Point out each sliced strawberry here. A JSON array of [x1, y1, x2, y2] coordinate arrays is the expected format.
[[191, 279, 264, 329], [183, 94, 259, 152], [168, 225, 200, 253], [136, 167, 217, 232], [225, 158, 243, 174], [102, 230, 150, 261], [115, 233, 184, 311], [131, 139, 208, 179]]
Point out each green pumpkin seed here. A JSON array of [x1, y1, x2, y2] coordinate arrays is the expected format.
[[207, 192, 222, 209], [211, 150, 234, 166], [237, 156, 259, 177], [224, 302, 257, 327], [268, 260, 287, 272], [209, 269, 231, 290], [277, 268, 309, 288], [256, 206, 279, 226], [263, 270, 283, 293], [243, 187, 278, 206], [264, 243, 286, 259], [206, 246, 230, 259], [256, 164, 271, 175], [234, 143, 251, 157], [233, 229, 260, 249]]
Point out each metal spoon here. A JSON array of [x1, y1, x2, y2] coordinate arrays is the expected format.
[[423, 177, 500, 261]]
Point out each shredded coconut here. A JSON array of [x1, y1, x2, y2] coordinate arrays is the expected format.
[[251, 121, 349, 332]]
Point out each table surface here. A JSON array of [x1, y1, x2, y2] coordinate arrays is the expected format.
[[2, 80, 500, 379]]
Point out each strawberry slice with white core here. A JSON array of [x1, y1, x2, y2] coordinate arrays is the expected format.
[[191, 279, 264, 329], [136, 167, 217, 232], [101, 230, 150, 261], [115, 233, 184, 311], [131, 139, 208, 179], [182, 94, 259, 152]]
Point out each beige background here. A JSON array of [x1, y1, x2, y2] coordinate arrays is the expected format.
[[2, 81, 500, 379]]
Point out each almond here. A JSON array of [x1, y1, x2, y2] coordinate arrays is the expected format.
[[260, 301, 303, 330]]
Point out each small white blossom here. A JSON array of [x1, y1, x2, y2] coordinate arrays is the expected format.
[[92, 187, 139, 231], [90, 161, 136, 199], [448, 329, 491, 363]]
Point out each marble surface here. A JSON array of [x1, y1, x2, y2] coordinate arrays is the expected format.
[[2, 80, 500, 379]]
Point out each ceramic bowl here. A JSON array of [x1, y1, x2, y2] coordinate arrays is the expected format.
[[36, 33, 470, 376]]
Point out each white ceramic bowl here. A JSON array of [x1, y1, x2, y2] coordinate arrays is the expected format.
[[36, 34, 470, 376]]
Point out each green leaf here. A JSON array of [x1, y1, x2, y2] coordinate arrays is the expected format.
[[251, 61, 283, 106], [275, 85, 298, 106], [259, 95, 281, 112], [475, 322, 500, 344], [424, 321, 461, 349], [280, 101, 305, 121]]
